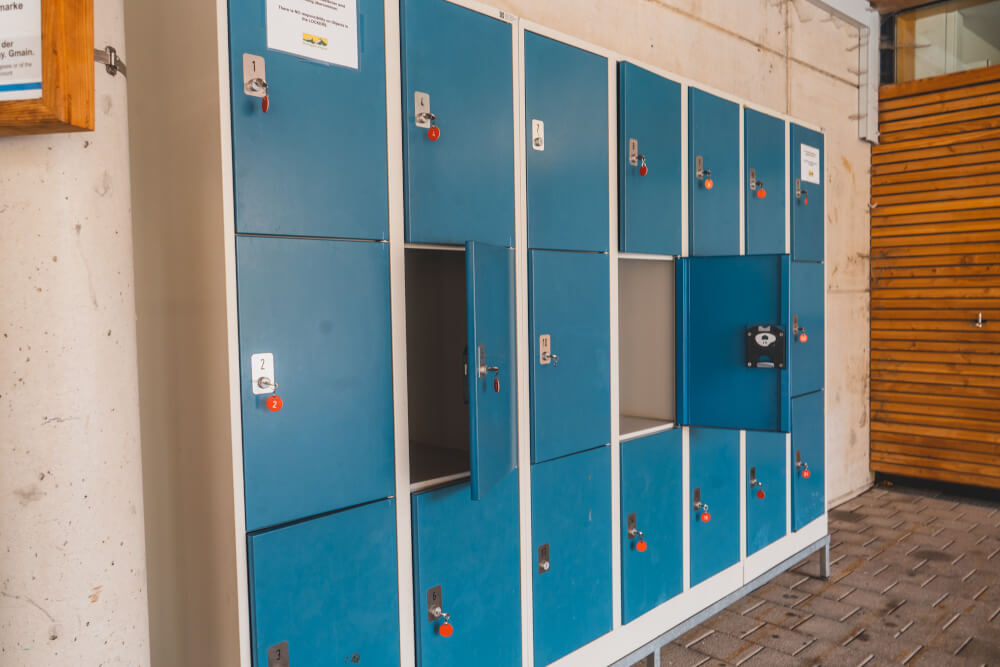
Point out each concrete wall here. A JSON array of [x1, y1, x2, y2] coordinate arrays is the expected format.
[[491, 0, 872, 504], [0, 1, 151, 665]]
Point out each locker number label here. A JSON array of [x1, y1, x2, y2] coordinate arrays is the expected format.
[[251, 353, 276, 395]]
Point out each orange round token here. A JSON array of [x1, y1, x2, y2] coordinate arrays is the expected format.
[[802, 469, 811, 479], [704, 178, 714, 190], [799, 333, 808, 344], [757, 490, 765, 500], [266, 395, 283, 412], [439, 622, 454, 638], [756, 188, 766, 199], [261, 95, 270, 113], [428, 126, 440, 141], [701, 512, 711, 523], [636, 540, 648, 553]]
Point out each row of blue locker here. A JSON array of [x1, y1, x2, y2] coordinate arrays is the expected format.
[[250, 410, 825, 667], [228, 0, 825, 259], [238, 239, 824, 532]]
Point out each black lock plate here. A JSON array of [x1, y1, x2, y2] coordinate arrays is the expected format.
[[746, 324, 786, 369]]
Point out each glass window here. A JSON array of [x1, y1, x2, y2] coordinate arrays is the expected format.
[[895, 0, 1000, 82]]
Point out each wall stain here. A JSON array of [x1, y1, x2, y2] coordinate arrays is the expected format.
[[13, 484, 45, 506]]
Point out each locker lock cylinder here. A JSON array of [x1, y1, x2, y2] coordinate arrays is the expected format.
[[627, 513, 647, 553], [695, 155, 713, 190], [427, 586, 454, 638], [414, 91, 440, 141], [795, 178, 809, 206], [749, 466, 765, 500], [242, 54, 270, 113], [796, 451, 811, 479], [793, 315, 808, 344], [748, 168, 766, 199], [693, 488, 711, 523], [628, 139, 648, 177]]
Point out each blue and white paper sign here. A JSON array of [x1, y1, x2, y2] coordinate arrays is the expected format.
[[0, 0, 42, 101]]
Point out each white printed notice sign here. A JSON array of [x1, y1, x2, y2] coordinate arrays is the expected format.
[[800, 144, 820, 185], [266, 0, 359, 70], [0, 0, 43, 101]]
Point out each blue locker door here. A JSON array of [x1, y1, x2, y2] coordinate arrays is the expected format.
[[237, 237, 394, 531], [790, 260, 825, 397], [689, 428, 740, 586], [248, 499, 399, 667], [228, 0, 388, 240], [790, 124, 825, 262], [620, 430, 683, 624], [402, 0, 515, 246], [532, 446, 612, 666], [746, 431, 787, 556], [619, 63, 682, 255], [676, 255, 790, 432], [466, 242, 517, 500], [525, 32, 609, 252], [412, 475, 521, 666], [528, 250, 611, 463], [745, 109, 786, 255], [688, 89, 740, 256], [792, 391, 825, 531]]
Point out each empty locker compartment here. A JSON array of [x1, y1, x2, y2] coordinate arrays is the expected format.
[[529, 250, 611, 463], [792, 391, 825, 531], [401, 0, 516, 246], [228, 0, 389, 240], [411, 473, 521, 666], [237, 236, 395, 531], [525, 31, 610, 252], [676, 255, 790, 433], [790, 260, 825, 398], [618, 62, 682, 256], [744, 108, 786, 255], [620, 429, 683, 623], [688, 88, 740, 256], [790, 124, 825, 262], [689, 428, 740, 586], [619, 258, 676, 440], [532, 445, 613, 666], [405, 244, 517, 499], [746, 431, 787, 556], [248, 499, 400, 667]]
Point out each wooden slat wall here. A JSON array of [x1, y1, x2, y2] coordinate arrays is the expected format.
[[872, 65, 1000, 490]]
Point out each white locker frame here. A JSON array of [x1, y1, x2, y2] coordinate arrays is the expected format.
[[130, 0, 829, 664]]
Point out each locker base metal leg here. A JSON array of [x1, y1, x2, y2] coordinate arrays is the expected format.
[[610, 534, 832, 667]]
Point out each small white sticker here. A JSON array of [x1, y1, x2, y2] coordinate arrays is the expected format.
[[0, 0, 43, 101], [266, 0, 359, 70], [801, 144, 820, 185]]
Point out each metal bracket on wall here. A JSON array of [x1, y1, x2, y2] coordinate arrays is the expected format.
[[94, 46, 127, 78]]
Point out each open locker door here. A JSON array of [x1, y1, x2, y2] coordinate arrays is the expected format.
[[466, 241, 517, 500]]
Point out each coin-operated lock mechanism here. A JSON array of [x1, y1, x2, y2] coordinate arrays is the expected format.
[[414, 91, 440, 141], [696, 155, 713, 190], [627, 513, 648, 553], [243, 54, 270, 113], [746, 324, 786, 369], [629, 139, 648, 177], [795, 178, 809, 206], [427, 586, 454, 638], [749, 466, 765, 500], [693, 488, 711, 523], [251, 353, 283, 412], [749, 167, 766, 199]]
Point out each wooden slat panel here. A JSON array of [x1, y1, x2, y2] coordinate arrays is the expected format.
[[872, 172, 1000, 197], [880, 86, 1000, 121], [871, 368, 1000, 389], [880, 80, 1000, 113], [873, 441, 1000, 466], [871, 229, 1000, 247], [880, 116, 1000, 145], [872, 129, 1000, 159], [879, 65, 1000, 101], [869, 460, 1000, 490], [872, 386, 1000, 408], [873, 143, 1000, 175], [873, 159, 1000, 186], [872, 70, 1000, 489], [872, 220, 1000, 238]]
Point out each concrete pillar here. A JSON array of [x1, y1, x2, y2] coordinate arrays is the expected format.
[[0, 1, 151, 664]]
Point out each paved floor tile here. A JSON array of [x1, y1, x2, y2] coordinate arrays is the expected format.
[[628, 484, 1000, 667], [659, 642, 712, 667]]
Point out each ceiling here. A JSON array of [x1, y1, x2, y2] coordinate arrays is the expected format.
[[869, 0, 941, 13]]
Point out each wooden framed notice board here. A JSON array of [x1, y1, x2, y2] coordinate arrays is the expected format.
[[0, 0, 94, 136]]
